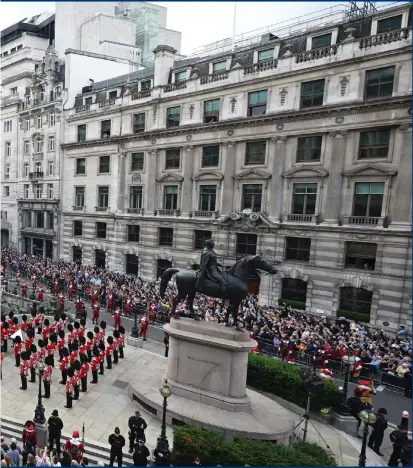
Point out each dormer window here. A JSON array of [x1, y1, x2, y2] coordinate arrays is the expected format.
[[377, 15, 402, 33], [212, 61, 226, 73], [141, 80, 151, 90], [311, 33, 331, 49], [257, 49, 274, 62], [108, 91, 117, 100], [175, 71, 186, 82]]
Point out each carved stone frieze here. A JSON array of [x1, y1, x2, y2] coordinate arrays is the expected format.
[[270, 135, 287, 143], [131, 174, 141, 182], [329, 130, 348, 138], [219, 211, 278, 232]]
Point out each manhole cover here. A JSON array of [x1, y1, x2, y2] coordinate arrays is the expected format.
[[113, 380, 128, 390]]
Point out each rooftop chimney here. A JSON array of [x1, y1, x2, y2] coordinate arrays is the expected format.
[[153, 45, 177, 88]]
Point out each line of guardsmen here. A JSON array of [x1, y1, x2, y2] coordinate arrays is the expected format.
[[1, 312, 126, 409]]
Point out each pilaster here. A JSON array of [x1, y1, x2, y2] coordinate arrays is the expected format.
[[323, 131, 348, 225], [146, 149, 158, 215], [181, 146, 195, 217], [269, 136, 287, 222], [221, 142, 236, 215], [117, 153, 126, 213], [389, 124, 412, 229]]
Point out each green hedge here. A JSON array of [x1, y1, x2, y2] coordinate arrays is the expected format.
[[338, 309, 370, 323], [278, 298, 306, 310], [173, 426, 336, 466], [247, 353, 342, 412]]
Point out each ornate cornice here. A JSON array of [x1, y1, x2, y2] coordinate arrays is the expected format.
[[192, 171, 224, 181], [61, 97, 411, 150], [155, 172, 184, 182], [234, 168, 272, 180], [342, 163, 398, 178], [270, 136, 287, 143], [283, 167, 329, 179], [329, 130, 349, 138]]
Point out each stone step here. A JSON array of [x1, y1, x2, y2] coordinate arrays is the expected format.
[[0, 415, 143, 466]]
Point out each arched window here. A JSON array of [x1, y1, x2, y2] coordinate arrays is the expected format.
[[280, 278, 307, 309], [339, 287, 372, 321]]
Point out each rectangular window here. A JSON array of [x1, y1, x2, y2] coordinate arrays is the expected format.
[[311, 33, 332, 49], [292, 183, 317, 215], [365, 66, 395, 100], [353, 182, 384, 218], [159, 227, 173, 246], [165, 149, 180, 169], [213, 61, 226, 72], [141, 80, 151, 90], [35, 138, 43, 153], [108, 90, 117, 99], [96, 222, 107, 239], [345, 242, 377, 270], [10, 87, 17, 95], [127, 225, 140, 242], [25, 118, 30, 132], [23, 210, 31, 227], [129, 186, 143, 209], [73, 220, 83, 236], [245, 141, 266, 165], [199, 185, 217, 211], [5, 142, 11, 157], [248, 90, 267, 116], [48, 136, 55, 151], [24, 184, 29, 199], [131, 153, 144, 171], [77, 124, 86, 142], [236, 233, 257, 256], [257, 49, 273, 62], [76, 158, 86, 175], [75, 187, 85, 207], [48, 162, 54, 176], [5, 165, 10, 179], [202, 146, 220, 167], [204, 99, 220, 123], [133, 113, 145, 133], [47, 212, 54, 229], [24, 163, 29, 177], [166, 107, 180, 128], [99, 156, 110, 174], [285, 237, 311, 262], [4, 120, 12, 132], [35, 162, 42, 173], [101, 120, 111, 138], [36, 114, 43, 129], [49, 112, 55, 127], [242, 184, 262, 212], [163, 186, 178, 210], [301, 79, 325, 109], [175, 71, 186, 82], [359, 130, 390, 159], [47, 184, 53, 198], [24, 140, 30, 155], [98, 186, 109, 208], [4, 186, 10, 197], [35, 184, 43, 199], [194, 230, 212, 250], [296, 136, 322, 162], [95, 250, 106, 268], [35, 212, 44, 228], [377, 15, 402, 33], [85, 97, 93, 105]]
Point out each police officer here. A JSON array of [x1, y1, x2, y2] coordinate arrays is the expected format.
[[128, 411, 147, 453], [389, 411, 409, 466], [108, 427, 125, 466], [47, 410, 63, 457], [368, 408, 388, 456]]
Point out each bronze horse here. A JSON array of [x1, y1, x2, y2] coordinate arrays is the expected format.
[[160, 254, 279, 329]]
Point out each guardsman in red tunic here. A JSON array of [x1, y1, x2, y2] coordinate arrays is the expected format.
[[25, 329, 35, 352], [71, 363, 80, 400], [98, 343, 105, 375], [42, 355, 53, 398], [42, 319, 51, 341], [112, 331, 120, 364], [7, 312, 15, 329], [107, 290, 114, 313], [90, 347, 100, 384], [79, 356, 89, 392], [36, 309, 45, 335], [67, 324, 75, 353], [125, 295, 132, 317], [21, 282, 28, 298], [92, 302, 100, 324], [14, 336, 22, 367], [59, 348, 70, 384], [47, 334, 57, 368], [106, 337, 114, 369], [59, 293, 65, 312], [21, 315, 29, 334], [78, 319, 86, 340], [86, 331, 94, 362], [139, 313, 149, 341], [51, 315, 60, 335], [37, 287, 44, 302], [70, 344, 79, 367], [54, 278, 60, 296], [75, 296, 84, 316], [118, 326, 126, 359], [20, 351, 29, 389], [2, 276, 9, 292], [112, 306, 122, 330], [78, 337, 87, 363], [68, 281, 75, 301], [1, 322, 9, 353], [29, 348, 38, 383], [16, 271, 21, 285], [57, 330, 66, 361], [59, 314, 67, 333], [65, 368, 74, 408], [92, 287, 99, 305]]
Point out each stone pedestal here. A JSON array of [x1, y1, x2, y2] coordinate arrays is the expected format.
[[35, 421, 48, 449], [164, 318, 255, 412], [127, 336, 143, 349]]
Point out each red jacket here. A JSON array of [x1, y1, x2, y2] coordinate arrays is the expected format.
[[60, 356, 69, 371], [22, 428, 37, 447], [14, 342, 22, 357]]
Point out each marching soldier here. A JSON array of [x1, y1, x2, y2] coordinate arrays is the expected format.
[[59, 347, 70, 384], [20, 351, 30, 390], [107, 290, 114, 313], [98, 342, 105, 375], [139, 313, 149, 341], [70, 342, 79, 366], [73, 322, 81, 350], [79, 336, 87, 362], [21, 315, 29, 334], [92, 302, 100, 324], [58, 293, 65, 312], [86, 331, 94, 362], [21, 282, 28, 298], [47, 334, 57, 368], [106, 336, 114, 370], [75, 295, 85, 318], [65, 368, 74, 408], [90, 347, 100, 384], [72, 361, 81, 400], [42, 355, 53, 398], [37, 287, 44, 302], [125, 296, 132, 317], [113, 306, 122, 330], [14, 335, 22, 367], [42, 319, 51, 341], [67, 323, 75, 353], [25, 328, 35, 352], [79, 355, 89, 392], [51, 315, 60, 335], [119, 326, 126, 359], [68, 281, 75, 301], [112, 331, 120, 364], [1, 321, 9, 353], [58, 313, 67, 333], [79, 318, 86, 340], [54, 277, 60, 296], [28, 344, 38, 383], [57, 330, 66, 361], [37, 307, 45, 335]]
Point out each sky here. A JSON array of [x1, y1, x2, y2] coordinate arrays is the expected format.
[[0, 1, 396, 55]]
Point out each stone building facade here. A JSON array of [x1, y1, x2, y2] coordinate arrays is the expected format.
[[60, 3, 412, 332]]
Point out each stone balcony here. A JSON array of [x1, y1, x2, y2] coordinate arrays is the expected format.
[[131, 90, 152, 101], [155, 209, 180, 217], [29, 171, 44, 180], [127, 208, 144, 215], [20, 227, 55, 237], [284, 213, 319, 224], [72, 206, 85, 211], [359, 28, 410, 50], [98, 98, 118, 108], [75, 104, 91, 113], [95, 206, 109, 213], [344, 216, 386, 227], [191, 210, 219, 219], [295, 45, 337, 64], [200, 71, 229, 85], [244, 59, 277, 75]]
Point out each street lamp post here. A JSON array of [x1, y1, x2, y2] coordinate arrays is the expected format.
[[340, 355, 356, 413], [156, 380, 171, 451], [33, 358, 45, 425], [358, 410, 377, 467]]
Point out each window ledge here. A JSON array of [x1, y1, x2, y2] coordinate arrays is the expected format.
[[127, 208, 144, 215], [283, 213, 319, 224], [344, 216, 386, 227]]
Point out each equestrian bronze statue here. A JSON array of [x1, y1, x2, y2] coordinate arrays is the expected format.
[[160, 239, 279, 330]]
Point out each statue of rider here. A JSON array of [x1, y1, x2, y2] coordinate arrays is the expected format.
[[196, 239, 229, 295]]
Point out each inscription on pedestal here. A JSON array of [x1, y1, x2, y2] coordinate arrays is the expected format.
[[188, 356, 221, 366]]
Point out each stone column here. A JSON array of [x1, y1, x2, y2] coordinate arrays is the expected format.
[[146, 149, 158, 215], [117, 153, 126, 213], [323, 131, 348, 225], [268, 136, 287, 222], [181, 146, 195, 217], [221, 142, 236, 215], [390, 124, 412, 228]]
